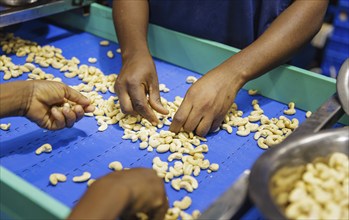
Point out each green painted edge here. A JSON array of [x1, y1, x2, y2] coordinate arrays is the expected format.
[[0, 166, 70, 219], [48, 3, 348, 124]]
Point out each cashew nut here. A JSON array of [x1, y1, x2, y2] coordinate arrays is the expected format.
[[106, 50, 114, 58], [99, 40, 110, 46], [222, 124, 233, 133], [35, 143, 52, 155], [73, 172, 91, 182], [109, 161, 123, 171], [0, 123, 11, 131], [186, 76, 197, 84], [209, 163, 219, 172], [180, 181, 194, 192], [174, 196, 192, 210], [236, 127, 251, 136], [182, 175, 199, 189], [49, 173, 67, 185], [306, 111, 312, 118], [257, 137, 268, 149], [87, 179, 96, 187], [88, 57, 97, 63], [157, 144, 170, 153], [248, 89, 258, 95]]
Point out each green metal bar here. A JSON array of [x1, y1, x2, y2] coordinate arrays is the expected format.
[[0, 166, 70, 219], [48, 3, 348, 124]]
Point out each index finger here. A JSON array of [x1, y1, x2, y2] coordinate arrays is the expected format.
[[128, 85, 159, 125], [169, 100, 192, 134], [64, 85, 91, 106]]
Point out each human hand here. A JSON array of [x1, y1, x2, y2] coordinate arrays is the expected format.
[[68, 168, 168, 220], [24, 80, 95, 130], [170, 68, 244, 137], [114, 52, 168, 125]]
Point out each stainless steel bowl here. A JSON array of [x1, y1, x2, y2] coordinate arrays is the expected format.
[[249, 126, 349, 220], [0, 0, 37, 6]]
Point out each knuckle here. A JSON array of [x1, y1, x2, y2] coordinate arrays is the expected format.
[[183, 124, 194, 133], [121, 105, 133, 114], [155, 97, 162, 104], [173, 115, 185, 124], [133, 100, 146, 113]]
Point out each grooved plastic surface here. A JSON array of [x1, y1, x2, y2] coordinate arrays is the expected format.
[[0, 20, 310, 218]]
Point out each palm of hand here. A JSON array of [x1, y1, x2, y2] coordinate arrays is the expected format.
[[26, 82, 67, 130]]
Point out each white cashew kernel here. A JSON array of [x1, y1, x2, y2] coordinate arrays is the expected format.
[[98, 122, 108, 132], [236, 127, 251, 136], [186, 76, 197, 84], [0, 123, 11, 131], [87, 179, 96, 187], [257, 138, 268, 149], [209, 163, 219, 172], [88, 57, 97, 63], [284, 108, 296, 115], [306, 111, 312, 118], [139, 141, 148, 149], [156, 144, 170, 153], [182, 175, 199, 189], [248, 89, 258, 95], [174, 196, 192, 210], [192, 210, 201, 219], [168, 152, 183, 162], [99, 40, 110, 46], [265, 135, 283, 147], [171, 178, 181, 191], [35, 143, 53, 155], [180, 181, 194, 192], [222, 124, 233, 133], [107, 50, 114, 58], [109, 161, 123, 171], [73, 172, 91, 182], [49, 173, 67, 186]]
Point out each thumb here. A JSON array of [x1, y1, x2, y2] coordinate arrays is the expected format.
[[148, 83, 169, 115], [63, 85, 91, 106]]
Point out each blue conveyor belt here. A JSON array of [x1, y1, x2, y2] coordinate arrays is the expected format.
[[0, 19, 312, 218]]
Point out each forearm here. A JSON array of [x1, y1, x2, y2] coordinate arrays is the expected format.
[[222, 0, 328, 83], [113, 0, 151, 62], [0, 81, 31, 118]]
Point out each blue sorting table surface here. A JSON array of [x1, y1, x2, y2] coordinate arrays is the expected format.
[[0, 20, 314, 219]]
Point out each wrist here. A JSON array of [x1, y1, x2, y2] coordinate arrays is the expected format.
[[212, 61, 249, 90], [0, 81, 33, 117], [121, 47, 151, 64], [20, 80, 34, 117]]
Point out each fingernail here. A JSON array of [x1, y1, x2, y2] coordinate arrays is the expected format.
[[63, 106, 70, 113], [86, 105, 95, 112], [51, 107, 58, 113]]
